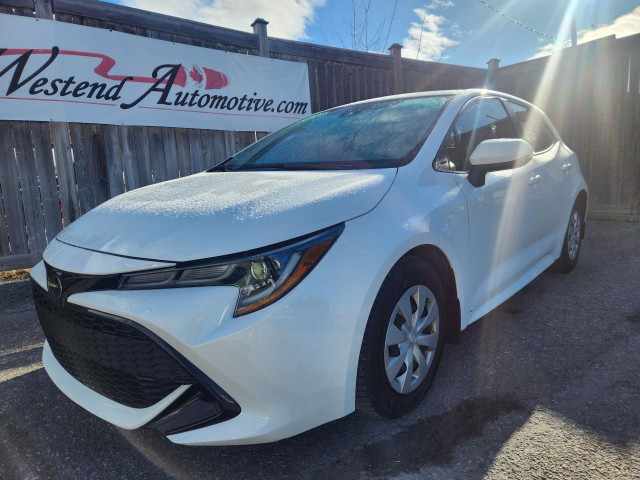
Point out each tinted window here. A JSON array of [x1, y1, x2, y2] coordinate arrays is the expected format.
[[504, 100, 556, 152], [434, 97, 517, 172], [216, 96, 449, 171]]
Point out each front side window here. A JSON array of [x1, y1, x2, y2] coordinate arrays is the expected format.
[[214, 96, 449, 171], [504, 100, 556, 152], [434, 97, 517, 172]]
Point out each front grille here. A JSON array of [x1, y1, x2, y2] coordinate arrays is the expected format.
[[32, 284, 193, 408]]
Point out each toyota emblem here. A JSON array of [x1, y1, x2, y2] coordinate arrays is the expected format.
[[47, 272, 63, 299]]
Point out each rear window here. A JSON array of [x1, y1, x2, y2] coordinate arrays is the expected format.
[[215, 96, 449, 171], [504, 100, 557, 152]]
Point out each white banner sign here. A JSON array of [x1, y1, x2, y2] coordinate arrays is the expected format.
[[0, 14, 311, 131]]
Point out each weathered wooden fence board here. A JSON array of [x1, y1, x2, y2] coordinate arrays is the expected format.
[[0, 122, 27, 255], [118, 127, 139, 191], [161, 128, 179, 181], [12, 121, 46, 253], [87, 123, 110, 207], [31, 121, 62, 242], [104, 125, 126, 198], [50, 122, 80, 226], [69, 123, 97, 214]]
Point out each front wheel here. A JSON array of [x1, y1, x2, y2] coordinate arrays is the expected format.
[[356, 256, 446, 418], [552, 205, 583, 273]]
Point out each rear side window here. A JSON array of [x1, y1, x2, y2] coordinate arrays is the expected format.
[[434, 97, 518, 172], [504, 100, 556, 152]]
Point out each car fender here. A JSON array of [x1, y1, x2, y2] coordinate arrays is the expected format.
[[339, 166, 471, 398]]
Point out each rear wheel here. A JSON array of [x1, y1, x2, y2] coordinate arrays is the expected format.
[[552, 204, 583, 273], [356, 256, 446, 418]]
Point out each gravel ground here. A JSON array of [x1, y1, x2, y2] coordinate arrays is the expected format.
[[0, 220, 639, 479]]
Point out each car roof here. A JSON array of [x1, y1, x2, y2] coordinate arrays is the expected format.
[[333, 89, 560, 139], [341, 88, 529, 106]]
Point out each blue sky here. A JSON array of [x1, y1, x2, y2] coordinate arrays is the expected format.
[[111, 0, 640, 67]]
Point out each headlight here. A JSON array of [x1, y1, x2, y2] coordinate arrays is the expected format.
[[119, 224, 344, 316]]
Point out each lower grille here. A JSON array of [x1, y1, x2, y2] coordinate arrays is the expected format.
[[32, 284, 193, 408]]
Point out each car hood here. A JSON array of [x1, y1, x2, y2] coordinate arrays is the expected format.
[[56, 169, 396, 262]]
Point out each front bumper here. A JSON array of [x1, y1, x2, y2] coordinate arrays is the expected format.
[[32, 237, 384, 445], [33, 279, 240, 434]]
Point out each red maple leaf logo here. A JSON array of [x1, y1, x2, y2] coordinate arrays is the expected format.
[[202, 67, 229, 89], [189, 66, 204, 84]]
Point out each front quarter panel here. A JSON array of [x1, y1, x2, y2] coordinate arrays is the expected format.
[[338, 163, 470, 325]]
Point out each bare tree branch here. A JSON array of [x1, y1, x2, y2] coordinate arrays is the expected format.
[[352, 0, 358, 50], [330, 0, 398, 54], [414, 11, 427, 59], [383, 0, 398, 50]]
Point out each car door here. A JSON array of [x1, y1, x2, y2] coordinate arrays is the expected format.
[[437, 96, 544, 311], [503, 100, 565, 257]]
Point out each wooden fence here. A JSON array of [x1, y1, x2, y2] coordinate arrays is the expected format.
[[0, 0, 638, 270]]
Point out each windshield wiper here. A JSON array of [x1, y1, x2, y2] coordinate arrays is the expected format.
[[209, 164, 229, 172], [207, 157, 234, 172]]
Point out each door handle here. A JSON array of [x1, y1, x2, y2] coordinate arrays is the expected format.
[[562, 162, 573, 172], [527, 174, 541, 186]]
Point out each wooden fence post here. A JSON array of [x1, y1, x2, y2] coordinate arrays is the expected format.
[[486, 58, 500, 88], [388, 43, 404, 94], [252, 18, 270, 57], [33, 0, 53, 19]]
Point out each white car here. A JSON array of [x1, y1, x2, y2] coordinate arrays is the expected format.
[[31, 89, 587, 445]]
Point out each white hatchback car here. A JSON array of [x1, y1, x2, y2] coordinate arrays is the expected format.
[[31, 89, 587, 445]]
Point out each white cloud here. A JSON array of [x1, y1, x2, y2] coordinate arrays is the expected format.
[[531, 5, 640, 59], [123, 0, 325, 41], [402, 6, 459, 61], [427, 0, 454, 10]]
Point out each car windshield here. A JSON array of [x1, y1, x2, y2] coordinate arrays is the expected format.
[[211, 95, 449, 171]]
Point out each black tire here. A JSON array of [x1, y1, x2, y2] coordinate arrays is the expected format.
[[356, 256, 447, 418], [552, 202, 584, 273]]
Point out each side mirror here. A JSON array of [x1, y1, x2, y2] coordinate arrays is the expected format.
[[468, 139, 534, 187]]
